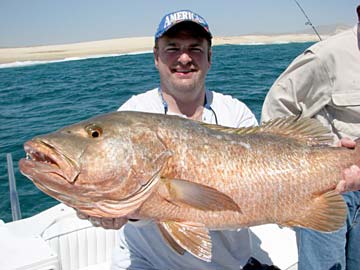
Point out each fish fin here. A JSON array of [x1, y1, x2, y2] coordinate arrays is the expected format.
[[202, 116, 333, 146], [158, 222, 186, 256], [201, 122, 262, 135], [260, 116, 334, 146], [162, 178, 241, 212], [281, 190, 347, 232], [158, 221, 212, 262]]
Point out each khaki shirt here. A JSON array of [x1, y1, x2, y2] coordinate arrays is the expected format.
[[261, 24, 360, 141]]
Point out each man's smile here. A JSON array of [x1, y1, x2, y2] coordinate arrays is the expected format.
[[171, 67, 197, 74]]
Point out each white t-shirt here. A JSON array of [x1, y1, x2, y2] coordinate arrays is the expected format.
[[119, 88, 257, 128], [112, 88, 259, 270]]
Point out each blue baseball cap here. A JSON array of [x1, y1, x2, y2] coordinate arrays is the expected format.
[[155, 10, 212, 41]]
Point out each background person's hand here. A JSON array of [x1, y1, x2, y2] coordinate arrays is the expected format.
[[76, 209, 128, 229], [336, 138, 360, 193]]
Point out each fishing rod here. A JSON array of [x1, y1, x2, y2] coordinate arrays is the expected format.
[[293, 0, 322, 41]]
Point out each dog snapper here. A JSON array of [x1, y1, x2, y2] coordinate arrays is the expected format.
[[19, 111, 359, 261]]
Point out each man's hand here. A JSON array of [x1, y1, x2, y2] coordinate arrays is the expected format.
[[336, 138, 360, 193], [76, 210, 128, 230]]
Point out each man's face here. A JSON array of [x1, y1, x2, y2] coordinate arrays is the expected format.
[[154, 29, 211, 95]]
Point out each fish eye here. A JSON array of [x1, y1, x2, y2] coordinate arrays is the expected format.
[[85, 124, 103, 138]]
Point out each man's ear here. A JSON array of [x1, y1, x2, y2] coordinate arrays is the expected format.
[[208, 49, 212, 67], [153, 47, 159, 69]]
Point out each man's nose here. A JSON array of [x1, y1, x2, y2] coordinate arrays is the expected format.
[[178, 51, 192, 64]]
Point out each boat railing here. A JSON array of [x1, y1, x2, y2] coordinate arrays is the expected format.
[[7, 153, 22, 221]]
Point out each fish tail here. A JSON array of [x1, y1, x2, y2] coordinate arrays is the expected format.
[[281, 190, 346, 232]]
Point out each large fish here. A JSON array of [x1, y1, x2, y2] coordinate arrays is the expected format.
[[19, 111, 360, 261]]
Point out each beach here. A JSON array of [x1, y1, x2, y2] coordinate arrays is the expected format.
[[0, 33, 324, 64]]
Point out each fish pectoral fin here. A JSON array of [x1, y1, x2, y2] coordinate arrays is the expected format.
[[162, 178, 241, 212], [158, 221, 212, 262], [281, 190, 347, 232]]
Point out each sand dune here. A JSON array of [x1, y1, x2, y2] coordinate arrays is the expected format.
[[0, 33, 326, 64]]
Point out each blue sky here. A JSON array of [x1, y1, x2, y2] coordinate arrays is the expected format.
[[0, 0, 359, 47]]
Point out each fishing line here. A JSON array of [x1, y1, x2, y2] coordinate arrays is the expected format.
[[293, 0, 322, 41]]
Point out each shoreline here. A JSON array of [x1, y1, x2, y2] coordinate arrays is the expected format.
[[0, 34, 325, 65]]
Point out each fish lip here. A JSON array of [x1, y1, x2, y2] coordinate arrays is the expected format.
[[20, 139, 80, 183]]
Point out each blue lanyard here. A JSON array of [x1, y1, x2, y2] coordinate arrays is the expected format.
[[157, 87, 218, 124], [157, 87, 168, 114]]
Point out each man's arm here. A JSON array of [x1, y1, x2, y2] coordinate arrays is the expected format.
[[262, 51, 360, 193], [261, 50, 332, 122]]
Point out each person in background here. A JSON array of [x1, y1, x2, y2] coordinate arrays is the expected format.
[[261, 5, 360, 270]]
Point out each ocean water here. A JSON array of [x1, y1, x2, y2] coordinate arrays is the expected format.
[[0, 42, 313, 222]]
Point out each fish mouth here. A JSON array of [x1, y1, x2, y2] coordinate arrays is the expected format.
[[19, 139, 118, 217], [19, 139, 80, 184]]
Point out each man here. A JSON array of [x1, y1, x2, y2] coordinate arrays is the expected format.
[[261, 5, 360, 270], [78, 9, 279, 269], [79, 8, 357, 270], [109, 10, 287, 270]]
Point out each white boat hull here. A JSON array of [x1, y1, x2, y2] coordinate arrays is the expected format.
[[0, 203, 297, 269]]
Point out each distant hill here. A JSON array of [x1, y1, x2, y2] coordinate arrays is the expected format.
[[247, 23, 352, 37], [296, 23, 352, 35]]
